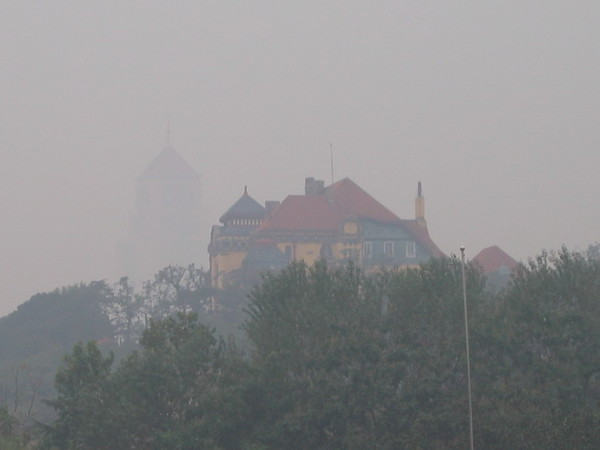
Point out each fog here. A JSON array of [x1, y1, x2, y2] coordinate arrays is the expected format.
[[2, 1, 599, 316]]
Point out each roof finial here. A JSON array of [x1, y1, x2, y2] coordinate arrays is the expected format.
[[244, 185, 248, 195]]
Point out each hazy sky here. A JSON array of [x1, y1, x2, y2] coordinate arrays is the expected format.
[[2, 2, 600, 316]]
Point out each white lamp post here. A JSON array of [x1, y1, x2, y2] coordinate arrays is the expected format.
[[460, 246, 474, 450]]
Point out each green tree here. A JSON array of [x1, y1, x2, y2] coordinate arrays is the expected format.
[[373, 256, 487, 448], [108, 276, 144, 345], [45, 341, 114, 449], [244, 257, 488, 449], [0, 282, 115, 425], [481, 248, 600, 448], [73, 313, 246, 449], [0, 405, 28, 449], [44, 301, 251, 449], [0, 282, 114, 364], [40, 249, 600, 448], [140, 264, 211, 321], [244, 261, 384, 447]]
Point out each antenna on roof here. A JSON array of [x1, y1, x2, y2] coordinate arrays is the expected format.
[[330, 142, 335, 184]]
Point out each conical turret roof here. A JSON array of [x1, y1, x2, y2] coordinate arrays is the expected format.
[[220, 187, 266, 223]]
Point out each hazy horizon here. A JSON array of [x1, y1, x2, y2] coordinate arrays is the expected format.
[[2, 2, 600, 316]]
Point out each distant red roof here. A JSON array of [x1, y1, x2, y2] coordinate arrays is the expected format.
[[473, 246, 518, 274], [256, 177, 445, 258]]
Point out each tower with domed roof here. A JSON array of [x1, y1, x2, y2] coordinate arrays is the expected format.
[[208, 186, 267, 288]]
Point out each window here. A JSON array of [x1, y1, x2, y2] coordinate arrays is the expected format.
[[363, 241, 372, 258], [384, 241, 394, 257], [406, 241, 416, 258], [320, 244, 333, 258]]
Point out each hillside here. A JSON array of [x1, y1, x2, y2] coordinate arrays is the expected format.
[[0, 282, 115, 422]]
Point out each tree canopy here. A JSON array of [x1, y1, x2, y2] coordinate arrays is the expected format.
[[39, 249, 600, 448]]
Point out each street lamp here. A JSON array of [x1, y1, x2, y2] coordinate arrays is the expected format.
[[460, 246, 474, 450]]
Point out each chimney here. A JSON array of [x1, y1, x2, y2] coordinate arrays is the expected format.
[[265, 200, 280, 215], [305, 177, 325, 195], [415, 181, 426, 226]]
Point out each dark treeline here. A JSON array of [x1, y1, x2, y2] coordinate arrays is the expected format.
[[0, 263, 243, 446], [8, 247, 600, 448]]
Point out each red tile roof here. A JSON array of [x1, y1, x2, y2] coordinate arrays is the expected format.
[[401, 220, 445, 258], [473, 246, 518, 274], [325, 178, 401, 223], [255, 177, 445, 258], [257, 195, 342, 232]]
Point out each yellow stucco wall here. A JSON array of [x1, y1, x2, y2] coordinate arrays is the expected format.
[[333, 242, 361, 261], [211, 233, 365, 288], [276, 241, 323, 265], [343, 221, 359, 235], [295, 242, 322, 265], [275, 242, 292, 258], [213, 251, 246, 288], [273, 240, 363, 266]]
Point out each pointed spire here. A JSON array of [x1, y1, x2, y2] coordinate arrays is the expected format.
[[244, 185, 248, 196]]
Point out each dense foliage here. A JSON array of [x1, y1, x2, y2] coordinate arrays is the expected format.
[[44, 313, 244, 449], [243, 258, 486, 448], [0, 264, 244, 426], [0, 282, 116, 425], [30, 249, 600, 447]]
